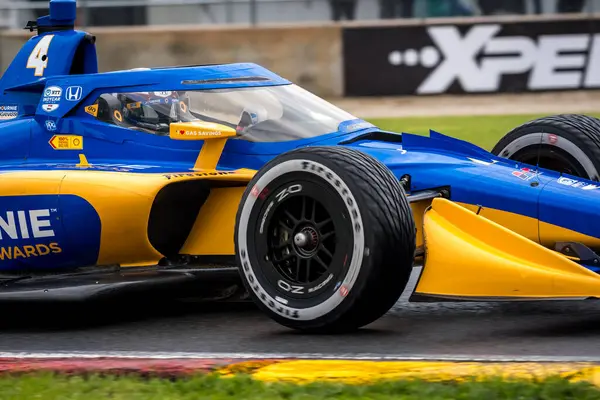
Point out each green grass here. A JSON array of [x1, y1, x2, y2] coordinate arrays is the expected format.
[[0, 373, 598, 400], [368, 114, 600, 151]]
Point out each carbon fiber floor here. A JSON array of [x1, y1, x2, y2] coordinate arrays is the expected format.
[[0, 268, 598, 359]]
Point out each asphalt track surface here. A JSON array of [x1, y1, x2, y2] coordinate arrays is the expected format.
[[0, 268, 599, 361]]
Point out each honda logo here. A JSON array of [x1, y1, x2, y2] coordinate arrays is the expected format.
[[65, 86, 83, 101]]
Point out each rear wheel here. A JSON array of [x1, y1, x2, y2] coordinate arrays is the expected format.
[[491, 114, 600, 180], [234, 146, 416, 333]]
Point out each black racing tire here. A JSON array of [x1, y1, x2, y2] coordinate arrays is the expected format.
[[491, 114, 600, 181], [234, 146, 416, 333]]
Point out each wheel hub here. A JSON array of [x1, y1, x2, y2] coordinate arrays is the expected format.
[[294, 226, 319, 257], [264, 192, 338, 285]]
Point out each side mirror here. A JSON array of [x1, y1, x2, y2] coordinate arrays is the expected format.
[[170, 121, 236, 140]]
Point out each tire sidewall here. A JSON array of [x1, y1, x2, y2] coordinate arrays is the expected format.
[[235, 152, 369, 323], [492, 124, 600, 181]]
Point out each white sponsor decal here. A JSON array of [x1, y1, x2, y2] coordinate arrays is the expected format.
[[65, 86, 83, 101], [0, 112, 17, 120], [557, 177, 599, 191], [42, 86, 62, 103], [388, 24, 600, 94], [154, 91, 172, 97], [0, 209, 55, 240], [42, 104, 59, 112]]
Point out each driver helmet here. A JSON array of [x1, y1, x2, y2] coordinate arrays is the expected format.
[[236, 105, 269, 134], [117, 91, 191, 135]]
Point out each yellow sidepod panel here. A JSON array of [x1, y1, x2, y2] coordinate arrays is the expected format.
[[415, 198, 600, 300], [0, 170, 65, 195], [60, 170, 254, 266], [60, 170, 167, 266], [179, 186, 246, 256]]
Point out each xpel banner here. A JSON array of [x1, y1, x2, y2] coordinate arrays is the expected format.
[[343, 18, 600, 96]]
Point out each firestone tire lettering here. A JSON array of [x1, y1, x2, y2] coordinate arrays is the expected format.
[[278, 280, 304, 294], [275, 184, 303, 203]]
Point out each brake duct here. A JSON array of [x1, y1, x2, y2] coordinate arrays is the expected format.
[[414, 198, 600, 300]]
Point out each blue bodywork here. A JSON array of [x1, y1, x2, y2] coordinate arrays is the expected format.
[[1, 0, 599, 274]]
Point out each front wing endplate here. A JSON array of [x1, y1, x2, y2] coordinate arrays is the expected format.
[[414, 198, 600, 300]]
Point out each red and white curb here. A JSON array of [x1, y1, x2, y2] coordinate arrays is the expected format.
[[0, 351, 598, 384]]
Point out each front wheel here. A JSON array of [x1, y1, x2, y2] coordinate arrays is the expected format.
[[234, 146, 416, 333]]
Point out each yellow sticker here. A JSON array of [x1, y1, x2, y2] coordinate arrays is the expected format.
[[127, 102, 141, 110], [48, 135, 83, 150], [84, 104, 98, 117], [113, 110, 123, 122]]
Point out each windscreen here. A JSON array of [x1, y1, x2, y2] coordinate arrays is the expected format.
[[98, 84, 358, 141], [184, 84, 356, 142]]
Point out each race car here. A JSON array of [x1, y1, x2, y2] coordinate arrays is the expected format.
[[1, 0, 600, 333]]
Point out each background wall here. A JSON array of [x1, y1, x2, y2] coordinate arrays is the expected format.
[[1, 13, 599, 98], [0, 23, 343, 96]]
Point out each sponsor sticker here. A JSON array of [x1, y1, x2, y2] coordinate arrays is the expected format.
[[512, 167, 542, 181], [163, 171, 235, 180], [84, 104, 98, 117], [0, 112, 17, 120], [339, 285, 349, 297], [48, 135, 83, 150], [126, 102, 141, 110], [557, 176, 599, 190], [0, 104, 19, 120], [45, 120, 57, 132], [65, 86, 83, 101], [0, 208, 62, 261], [179, 130, 222, 136], [0, 105, 18, 112], [154, 91, 172, 97], [42, 86, 62, 103], [42, 104, 59, 112]]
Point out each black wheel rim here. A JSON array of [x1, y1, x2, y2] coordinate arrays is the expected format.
[[268, 195, 335, 284], [511, 145, 590, 179], [250, 176, 354, 305]]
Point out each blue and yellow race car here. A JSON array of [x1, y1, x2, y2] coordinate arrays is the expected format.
[[2, 0, 600, 332]]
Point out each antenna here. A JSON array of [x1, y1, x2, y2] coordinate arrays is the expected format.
[[23, 0, 77, 35]]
